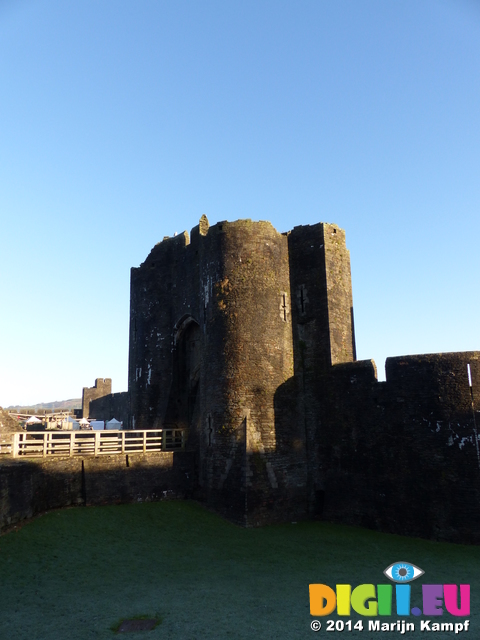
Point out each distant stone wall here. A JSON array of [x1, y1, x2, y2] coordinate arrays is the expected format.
[[82, 378, 112, 418], [0, 408, 19, 433], [0, 407, 20, 449], [0, 451, 194, 533], [89, 392, 130, 428]]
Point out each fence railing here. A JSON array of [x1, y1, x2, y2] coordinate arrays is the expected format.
[[12, 429, 187, 458]]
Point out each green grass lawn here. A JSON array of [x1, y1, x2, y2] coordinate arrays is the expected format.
[[0, 501, 478, 639]]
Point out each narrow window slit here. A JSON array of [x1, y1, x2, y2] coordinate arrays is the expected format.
[[207, 415, 213, 446]]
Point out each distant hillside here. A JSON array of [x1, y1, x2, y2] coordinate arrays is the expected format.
[[7, 399, 82, 412]]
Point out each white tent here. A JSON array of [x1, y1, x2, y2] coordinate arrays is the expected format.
[[26, 416, 42, 425], [79, 418, 92, 430], [106, 418, 122, 430]]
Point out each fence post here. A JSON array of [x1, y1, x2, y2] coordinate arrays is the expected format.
[[121, 430, 125, 454], [13, 433, 19, 458], [70, 432, 74, 457], [95, 431, 99, 456], [143, 430, 146, 454], [43, 432, 48, 457]]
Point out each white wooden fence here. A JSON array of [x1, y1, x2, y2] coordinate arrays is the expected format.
[[12, 429, 186, 458]]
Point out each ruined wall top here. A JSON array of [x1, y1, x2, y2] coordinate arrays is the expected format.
[[136, 216, 342, 270], [82, 378, 112, 419]]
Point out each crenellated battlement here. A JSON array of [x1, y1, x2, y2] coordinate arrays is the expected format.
[[81, 378, 112, 419]]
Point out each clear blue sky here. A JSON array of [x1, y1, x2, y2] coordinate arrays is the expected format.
[[1, 0, 479, 406]]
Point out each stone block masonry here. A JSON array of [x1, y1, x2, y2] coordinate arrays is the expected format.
[[0, 452, 194, 533], [72, 216, 480, 543], [307, 352, 480, 543], [82, 378, 112, 419], [89, 391, 130, 427]]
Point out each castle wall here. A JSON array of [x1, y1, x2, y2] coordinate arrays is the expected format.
[[311, 352, 480, 543], [0, 408, 20, 450], [82, 378, 112, 419], [0, 452, 194, 533], [128, 230, 203, 430], [128, 221, 230, 511], [89, 391, 130, 428]]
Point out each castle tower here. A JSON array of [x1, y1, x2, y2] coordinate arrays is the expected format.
[[82, 378, 112, 419], [128, 217, 356, 523], [287, 223, 356, 515], [288, 222, 356, 370]]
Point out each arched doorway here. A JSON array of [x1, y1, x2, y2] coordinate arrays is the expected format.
[[164, 316, 201, 429]]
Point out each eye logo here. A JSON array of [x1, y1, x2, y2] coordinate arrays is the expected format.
[[383, 561, 424, 583], [310, 562, 470, 619]]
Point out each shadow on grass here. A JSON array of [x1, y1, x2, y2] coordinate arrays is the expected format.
[[0, 500, 478, 640]]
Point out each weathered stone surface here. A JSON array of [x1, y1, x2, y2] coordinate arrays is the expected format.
[[0, 408, 20, 433], [121, 216, 480, 542], [7, 217, 478, 544], [0, 407, 20, 449], [313, 352, 480, 543], [0, 451, 194, 533], [82, 378, 112, 418], [89, 391, 129, 427]]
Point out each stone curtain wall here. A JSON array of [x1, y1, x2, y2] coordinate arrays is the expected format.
[[312, 352, 480, 544], [89, 392, 130, 428], [0, 452, 194, 533], [128, 230, 200, 431]]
